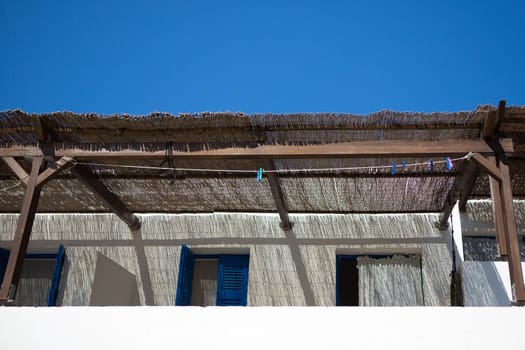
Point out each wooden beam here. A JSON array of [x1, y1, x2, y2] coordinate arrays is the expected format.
[[482, 110, 498, 139], [458, 166, 480, 212], [263, 160, 292, 230], [35, 157, 72, 188], [2, 157, 29, 185], [494, 100, 506, 136], [71, 164, 141, 230], [32, 115, 48, 142], [468, 153, 502, 181], [0, 139, 515, 159], [3, 157, 72, 188], [457, 151, 504, 211], [498, 161, 525, 302], [437, 160, 479, 229], [0, 157, 43, 304], [488, 157, 507, 257], [482, 100, 506, 139]]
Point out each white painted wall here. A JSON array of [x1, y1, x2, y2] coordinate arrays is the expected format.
[[464, 261, 525, 306], [0, 307, 524, 349]]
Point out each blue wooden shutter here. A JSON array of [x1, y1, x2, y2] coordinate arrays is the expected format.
[[175, 245, 195, 306], [216, 255, 249, 306], [47, 245, 65, 306], [0, 247, 9, 288]]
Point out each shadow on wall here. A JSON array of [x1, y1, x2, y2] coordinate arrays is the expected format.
[[89, 253, 140, 306], [463, 261, 510, 306]]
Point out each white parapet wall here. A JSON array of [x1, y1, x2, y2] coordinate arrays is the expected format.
[[0, 307, 524, 349]]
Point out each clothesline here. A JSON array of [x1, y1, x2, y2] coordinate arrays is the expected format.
[[71, 154, 469, 175]]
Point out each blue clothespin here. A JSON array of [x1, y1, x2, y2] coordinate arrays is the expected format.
[[402, 160, 407, 170], [256, 168, 263, 182], [391, 161, 397, 175], [429, 159, 434, 172], [445, 157, 453, 171]]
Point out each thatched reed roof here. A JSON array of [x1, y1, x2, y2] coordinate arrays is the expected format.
[[0, 105, 524, 214]]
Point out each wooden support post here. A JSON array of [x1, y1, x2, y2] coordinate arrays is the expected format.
[[498, 161, 525, 302], [0, 157, 43, 304], [71, 164, 141, 230], [264, 160, 292, 230], [488, 157, 507, 257]]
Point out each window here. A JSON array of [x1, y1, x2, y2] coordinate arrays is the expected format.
[[0, 245, 65, 306], [463, 236, 525, 261], [176, 245, 249, 306], [336, 254, 423, 306]]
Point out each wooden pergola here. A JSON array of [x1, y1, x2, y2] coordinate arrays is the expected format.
[[0, 101, 524, 305]]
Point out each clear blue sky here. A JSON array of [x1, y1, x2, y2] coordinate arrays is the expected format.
[[1, 0, 524, 115]]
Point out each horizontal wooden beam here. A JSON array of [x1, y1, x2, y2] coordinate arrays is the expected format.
[[0, 139, 514, 159]]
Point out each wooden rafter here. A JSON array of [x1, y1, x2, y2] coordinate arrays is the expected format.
[[0, 157, 43, 304], [263, 160, 292, 230], [0, 138, 514, 159], [31, 115, 48, 142], [71, 164, 141, 230], [482, 100, 506, 139]]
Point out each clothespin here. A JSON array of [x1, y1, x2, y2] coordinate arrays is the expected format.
[[391, 161, 397, 175], [445, 157, 453, 171], [402, 160, 407, 171], [256, 168, 263, 182], [429, 159, 434, 172]]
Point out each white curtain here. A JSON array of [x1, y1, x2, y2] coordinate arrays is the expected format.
[[357, 255, 424, 306]]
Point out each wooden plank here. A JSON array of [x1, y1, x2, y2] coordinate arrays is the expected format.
[[0, 139, 514, 159], [457, 166, 480, 211], [263, 160, 292, 230], [494, 100, 506, 135], [32, 115, 47, 142], [469, 153, 501, 180], [482, 110, 498, 139], [0, 157, 43, 304], [437, 161, 479, 229], [3, 157, 73, 188], [54, 139, 514, 159], [481, 100, 505, 139], [71, 164, 141, 230], [2, 157, 29, 185], [488, 157, 507, 257], [36, 157, 72, 188], [0, 146, 42, 157], [498, 161, 525, 302]]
